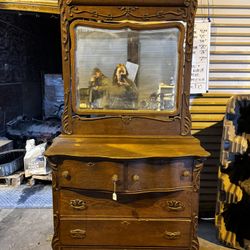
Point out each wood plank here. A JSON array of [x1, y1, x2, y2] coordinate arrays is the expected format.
[[194, 135, 223, 143], [197, 14, 250, 19], [210, 51, 250, 55], [0, 171, 24, 187], [200, 188, 218, 194], [199, 93, 232, 98], [191, 114, 225, 122], [198, 5, 250, 9], [202, 166, 220, 174], [200, 194, 217, 201], [192, 122, 223, 130], [201, 174, 219, 181], [211, 41, 250, 46], [210, 60, 250, 64], [199, 144, 221, 151], [210, 77, 250, 81], [209, 85, 250, 89], [212, 23, 250, 28], [191, 106, 227, 114], [190, 98, 229, 106], [191, 129, 223, 136], [210, 69, 250, 73], [0, 0, 59, 14]]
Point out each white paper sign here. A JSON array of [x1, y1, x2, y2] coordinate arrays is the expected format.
[[190, 21, 211, 94], [126, 61, 139, 82]]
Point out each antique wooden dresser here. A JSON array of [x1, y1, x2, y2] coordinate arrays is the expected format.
[[45, 0, 209, 249]]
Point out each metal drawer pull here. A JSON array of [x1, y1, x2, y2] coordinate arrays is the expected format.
[[164, 231, 181, 240], [182, 170, 191, 177], [70, 229, 86, 239], [62, 170, 71, 180], [87, 162, 95, 167], [132, 174, 140, 182], [70, 199, 87, 210], [167, 200, 185, 211]]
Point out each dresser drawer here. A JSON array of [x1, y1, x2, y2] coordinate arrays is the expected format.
[[61, 247, 188, 250], [59, 160, 124, 191], [58, 158, 193, 192], [60, 189, 192, 218], [60, 219, 191, 247], [127, 159, 193, 192]]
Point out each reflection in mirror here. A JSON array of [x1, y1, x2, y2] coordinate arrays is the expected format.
[[74, 24, 183, 112]]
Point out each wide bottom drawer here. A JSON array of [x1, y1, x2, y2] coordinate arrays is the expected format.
[[60, 219, 191, 247], [61, 246, 191, 250]]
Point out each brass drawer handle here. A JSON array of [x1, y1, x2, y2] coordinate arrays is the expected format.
[[70, 229, 86, 239], [62, 170, 71, 180], [70, 199, 87, 210], [182, 170, 191, 177], [164, 231, 181, 240], [87, 162, 95, 167], [167, 200, 185, 211]]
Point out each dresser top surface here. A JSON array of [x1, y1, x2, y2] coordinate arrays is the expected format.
[[45, 135, 209, 159]]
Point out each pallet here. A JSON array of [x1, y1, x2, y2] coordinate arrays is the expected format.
[[27, 172, 52, 186], [0, 171, 24, 187]]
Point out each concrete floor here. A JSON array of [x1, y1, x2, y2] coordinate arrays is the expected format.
[[0, 208, 232, 250]]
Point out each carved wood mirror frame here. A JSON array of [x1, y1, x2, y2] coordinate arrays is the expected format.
[[59, 0, 197, 136]]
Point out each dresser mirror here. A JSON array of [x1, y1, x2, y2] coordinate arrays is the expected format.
[[71, 21, 185, 115]]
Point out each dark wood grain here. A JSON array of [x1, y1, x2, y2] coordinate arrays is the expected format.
[[60, 189, 192, 218], [59, 219, 191, 247]]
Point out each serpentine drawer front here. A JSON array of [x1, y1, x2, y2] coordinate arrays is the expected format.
[[59, 160, 124, 191], [127, 159, 193, 192], [59, 158, 193, 192], [60, 189, 192, 218], [60, 219, 191, 247]]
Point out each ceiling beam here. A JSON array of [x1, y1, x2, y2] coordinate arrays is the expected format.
[[0, 0, 59, 14]]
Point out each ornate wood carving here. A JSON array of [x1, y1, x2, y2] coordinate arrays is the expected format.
[[59, 0, 197, 135], [193, 160, 203, 192], [181, 92, 192, 135], [68, 6, 186, 21], [62, 90, 73, 134], [191, 213, 199, 250], [180, 0, 197, 135], [75, 114, 181, 123], [185, 0, 197, 62], [60, 0, 70, 62], [52, 212, 60, 250], [47, 158, 58, 190]]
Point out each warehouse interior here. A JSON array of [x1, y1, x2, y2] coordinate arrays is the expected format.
[[0, 0, 249, 249]]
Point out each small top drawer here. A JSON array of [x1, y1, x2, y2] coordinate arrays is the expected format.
[[127, 159, 193, 192], [59, 160, 124, 191], [58, 158, 193, 192]]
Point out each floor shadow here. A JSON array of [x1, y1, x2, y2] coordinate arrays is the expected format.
[[17, 184, 45, 204]]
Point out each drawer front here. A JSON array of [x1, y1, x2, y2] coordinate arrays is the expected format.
[[60, 219, 191, 247], [61, 247, 188, 250], [59, 160, 124, 191], [127, 159, 193, 192], [60, 189, 192, 218]]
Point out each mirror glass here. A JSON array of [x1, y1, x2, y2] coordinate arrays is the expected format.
[[73, 24, 183, 112]]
